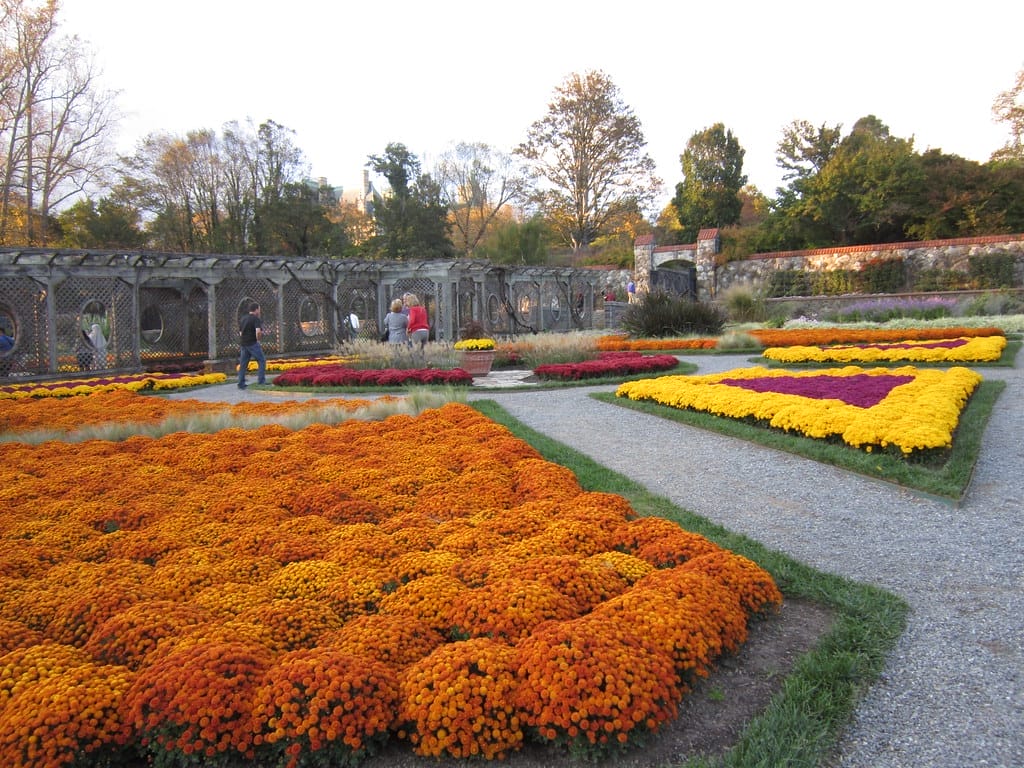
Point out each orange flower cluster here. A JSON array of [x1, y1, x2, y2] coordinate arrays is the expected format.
[[0, 402, 780, 764], [597, 335, 718, 351], [398, 637, 522, 759], [513, 619, 680, 750], [252, 647, 398, 767]]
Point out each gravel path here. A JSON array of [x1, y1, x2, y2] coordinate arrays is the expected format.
[[470, 355, 1024, 768]]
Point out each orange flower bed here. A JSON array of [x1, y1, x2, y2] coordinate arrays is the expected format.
[[0, 403, 781, 765], [597, 335, 718, 351]]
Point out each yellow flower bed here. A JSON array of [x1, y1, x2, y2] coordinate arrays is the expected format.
[[0, 403, 779, 765], [616, 365, 982, 454], [0, 371, 228, 400], [763, 335, 1007, 364]]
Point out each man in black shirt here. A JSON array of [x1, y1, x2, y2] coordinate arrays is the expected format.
[[238, 302, 267, 389]]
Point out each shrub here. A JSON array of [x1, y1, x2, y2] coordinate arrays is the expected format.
[[766, 270, 811, 298], [620, 291, 726, 338], [968, 253, 1016, 289], [856, 258, 906, 294], [809, 269, 857, 296], [956, 291, 1024, 317]]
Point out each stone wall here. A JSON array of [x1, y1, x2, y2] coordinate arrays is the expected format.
[[634, 233, 1024, 301]]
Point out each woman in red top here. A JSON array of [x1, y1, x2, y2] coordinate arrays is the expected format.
[[406, 294, 429, 349]]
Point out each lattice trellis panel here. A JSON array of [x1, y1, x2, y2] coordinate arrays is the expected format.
[[139, 286, 189, 364], [55, 276, 134, 373], [511, 281, 540, 333], [0, 275, 47, 377], [455, 276, 479, 337], [186, 286, 209, 359], [216, 278, 277, 356], [283, 279, 334, 354], [337, 279, 380, 342]]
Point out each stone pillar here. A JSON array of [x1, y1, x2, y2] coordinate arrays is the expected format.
[[633, 235, 655, 298], [694, 228, 721, 301]]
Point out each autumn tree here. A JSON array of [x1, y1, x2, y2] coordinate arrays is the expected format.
[[434, 141, 525, 257], [672, 123, 747, 242], [991, 63, 1024, 162], [516, 70, 660, 256], [116, 119, 346, 255], [0, 0, 119, 245]]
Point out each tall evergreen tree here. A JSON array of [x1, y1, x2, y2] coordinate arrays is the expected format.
[[672, 123, 747, 242]]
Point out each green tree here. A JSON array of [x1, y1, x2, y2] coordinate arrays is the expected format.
[[55, 196, 143, 248], [775, 119, 843, 185], [476, 217, 550, 265], [259, 180, 349, 257], [365, 143, 453, 260], [769, 116, 923, 247], [516, 70, 660, 255], [672, 123, 747, 242]]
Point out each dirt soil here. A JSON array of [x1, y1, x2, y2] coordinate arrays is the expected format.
[[361, 597, 834, 767]]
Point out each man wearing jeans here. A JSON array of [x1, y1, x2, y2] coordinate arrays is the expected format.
[[238, 302, 266, 389]]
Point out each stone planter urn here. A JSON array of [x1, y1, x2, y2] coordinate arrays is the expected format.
[[459, 350, 496, 376]]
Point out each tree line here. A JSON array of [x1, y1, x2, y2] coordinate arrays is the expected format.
[[2, 1, 1022, 265]]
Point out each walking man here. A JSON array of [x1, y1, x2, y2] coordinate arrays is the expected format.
[[238, 302, 266, 389]]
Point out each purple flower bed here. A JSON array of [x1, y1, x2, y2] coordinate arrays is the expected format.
[[719, 373, 916, 408], [535, 351, 680, 381], [274, 364, 474, 387]]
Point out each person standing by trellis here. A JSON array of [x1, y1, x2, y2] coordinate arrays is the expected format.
[[238, 302, 266, 389]]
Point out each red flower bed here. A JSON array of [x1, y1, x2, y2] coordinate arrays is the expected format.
[[534, 352, 680, 381], [274, 364, 474, 388]]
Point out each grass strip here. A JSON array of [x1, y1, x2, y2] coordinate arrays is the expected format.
[[590, 380, 1003, 502], [471, 400, 909, 768]]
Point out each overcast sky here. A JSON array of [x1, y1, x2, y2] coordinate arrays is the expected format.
[[60, 0, 1023, 210]]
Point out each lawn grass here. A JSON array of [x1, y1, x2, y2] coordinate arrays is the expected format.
[[591, 379, 1004, 502], [471, 400, 909, 768]]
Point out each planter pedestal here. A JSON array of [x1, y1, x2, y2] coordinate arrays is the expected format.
[[459, 350, 496, 376]]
